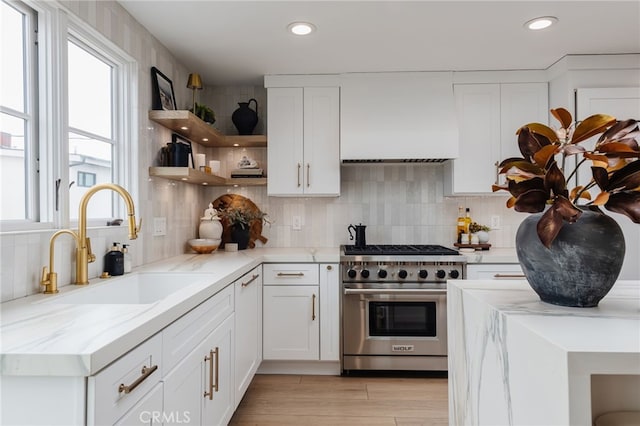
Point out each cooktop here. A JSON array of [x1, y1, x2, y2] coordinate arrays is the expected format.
[[342, 244, 459, 256]]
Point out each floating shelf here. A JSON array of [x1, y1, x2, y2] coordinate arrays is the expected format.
[[148, 110, 267, 148], [149, 167, 267, 187]]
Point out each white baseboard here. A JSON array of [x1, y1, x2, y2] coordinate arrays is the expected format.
[[257, 360, 340, 375]]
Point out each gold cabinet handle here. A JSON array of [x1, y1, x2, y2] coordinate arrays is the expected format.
[[204, 347, 219, 400], [312, 293, 316, 321], [277, 272, 304, 277], [306, 163, 310, 187], [118, 364, 158, 394], [241, 273, 260, 287], [297, 163, 301, 187], [493, 273, 526, 279], [494, 161, 500, 185]]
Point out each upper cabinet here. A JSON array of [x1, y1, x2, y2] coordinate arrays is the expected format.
[[340, 72, 459, 162], [444, 82, 548, 195], [267, 86, 340, 196], [148, 110, 267, 186]]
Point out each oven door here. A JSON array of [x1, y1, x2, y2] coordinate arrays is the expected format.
[[342, 286, 447, 356]]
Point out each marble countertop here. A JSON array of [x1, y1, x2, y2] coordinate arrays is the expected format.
[[0, 247, 339, 377]]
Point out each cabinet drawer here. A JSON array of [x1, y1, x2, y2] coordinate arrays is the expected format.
[[162, 284, 234, 374], [466, 264, 524, 280], [88, 333, 162, 426], [263, 263, 319, 285]]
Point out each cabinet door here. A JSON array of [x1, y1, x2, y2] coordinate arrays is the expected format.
[[234, 268, 262, 407], [263, 285, 319, 360], [163, 314, 234, 426], [113, 383, 163, 426], [466, 264, 524, 280], [319, 264, 339, 361], [499, 83, 549, 160], [576, 87, 640, 280], [303, 87, 340, 195], [267, 87, 304, 196], [447, 83, 501, 194]]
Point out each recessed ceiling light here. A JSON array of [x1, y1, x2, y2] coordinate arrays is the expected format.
[[287, 21, 316, 36], [524, 16, 558, 31]]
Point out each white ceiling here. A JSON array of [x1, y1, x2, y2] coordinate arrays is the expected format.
[[118, 1, 640, 86]]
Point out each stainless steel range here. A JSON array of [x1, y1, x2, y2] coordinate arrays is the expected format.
[[340, 244, 466, 373]]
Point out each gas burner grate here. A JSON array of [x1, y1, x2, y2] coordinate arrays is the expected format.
[[343, 244, 459, 256]]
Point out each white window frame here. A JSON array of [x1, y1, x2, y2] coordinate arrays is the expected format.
[[1, 0, 137, 232]]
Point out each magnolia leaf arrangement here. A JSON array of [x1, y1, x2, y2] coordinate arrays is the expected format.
[[218, 204, 266, 230], [492, 107, 640, 248]]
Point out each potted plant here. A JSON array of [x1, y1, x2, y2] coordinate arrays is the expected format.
[[190, 102, 216, 125], [468, 222, 491, 244], [218, 204, 266, 250], [492, 107, 639, 307]]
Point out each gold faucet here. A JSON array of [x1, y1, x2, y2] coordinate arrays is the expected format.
[[40, 183, 141, 291]]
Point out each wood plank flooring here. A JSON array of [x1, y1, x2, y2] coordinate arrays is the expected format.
[[229, 374, 449, 426]]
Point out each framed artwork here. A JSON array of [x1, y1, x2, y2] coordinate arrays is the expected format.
[[151, 66, 177, 110]]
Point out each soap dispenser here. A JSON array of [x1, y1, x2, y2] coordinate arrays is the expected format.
[[104, 242, 124, 276], [122, 244, 132, 274]]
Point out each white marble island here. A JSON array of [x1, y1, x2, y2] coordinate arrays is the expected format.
[[448, 279, 640, 425]]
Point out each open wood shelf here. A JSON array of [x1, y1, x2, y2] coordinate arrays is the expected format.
[[148, 110, 267, 148], [149, 167, 267, 186]]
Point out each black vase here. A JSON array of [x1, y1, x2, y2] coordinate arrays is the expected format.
[[231, 98, 258, 135], [516, 209, 625, 307], [231, 225, 250, 250]]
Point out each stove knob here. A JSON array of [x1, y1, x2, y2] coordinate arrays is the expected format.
[[436, 270, 446, 279], [361, 269, 370, 279], [378, 269, 388, 279], [418, 269, 428, 279], [449, 270, 460, 279], [398, 270, 408, 279], [347, 269, 357, 279]]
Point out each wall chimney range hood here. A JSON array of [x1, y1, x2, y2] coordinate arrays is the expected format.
[[340, 72, 459, 163]]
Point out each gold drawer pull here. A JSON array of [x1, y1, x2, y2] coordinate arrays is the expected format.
[[118, 364, 158, 394], [297, 163, 301, 187], [312, 293, 316, 321], [241, 274, 260, 287], [277, 272, 304, 277], [204, 347, 219, 400], [493, 273, 526, 279]]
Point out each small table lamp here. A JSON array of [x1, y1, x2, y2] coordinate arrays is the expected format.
[[187, 73, 203, 113]]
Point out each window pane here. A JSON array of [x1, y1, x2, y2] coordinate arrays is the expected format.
[[68, 132, 112, 220], [68, 41, 112, 139], [1, 1, 25, 112], [0, 113, 27, 220]]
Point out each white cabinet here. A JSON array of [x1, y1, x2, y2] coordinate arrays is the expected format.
[[113, 383, 163, 426], [234, 267, 262, 407], [445, 82, 548, 194], [466, 263, 524, 280], [267, 87, 340, 196], [340, 72, 459, 161], [262, 263, 340, 362], [162, 285, 235, 426], [319, 264, 339, 361]]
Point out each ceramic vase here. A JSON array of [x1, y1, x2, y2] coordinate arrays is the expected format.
[[231, 225, 250, 250], [515, 209, 625, 307], [231, 98, 258, 135]]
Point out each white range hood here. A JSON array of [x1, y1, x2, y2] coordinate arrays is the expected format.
[[340, 72, 459, 163]]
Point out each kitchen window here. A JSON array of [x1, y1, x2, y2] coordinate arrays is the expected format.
[[0, 0, 136, 231]]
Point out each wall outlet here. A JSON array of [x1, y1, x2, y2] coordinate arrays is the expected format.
[[490, 215, 501, 230], [153, 217, 167, 236], [292, 215, 302, 231]]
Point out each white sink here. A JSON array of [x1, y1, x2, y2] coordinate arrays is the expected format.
[[43, 272, 212, 305]]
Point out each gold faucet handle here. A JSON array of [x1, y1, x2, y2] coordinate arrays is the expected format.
[[128, 217, 142, 239], [40, 266, 50, 285], [86, 237, 96, 263], [40, 266, 59, 294]]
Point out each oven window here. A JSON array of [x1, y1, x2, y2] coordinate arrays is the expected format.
[[369, 302, 437, 337]]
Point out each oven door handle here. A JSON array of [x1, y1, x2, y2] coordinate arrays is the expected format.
[[343, 288, 447, 296]]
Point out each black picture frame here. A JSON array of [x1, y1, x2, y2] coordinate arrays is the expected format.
[[151, 66, 177, 110]]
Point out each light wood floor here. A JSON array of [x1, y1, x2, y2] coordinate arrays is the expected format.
[[229, 374, 449, 426]]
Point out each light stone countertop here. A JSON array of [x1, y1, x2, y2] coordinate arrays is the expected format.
[[0, 247, 339, 377]]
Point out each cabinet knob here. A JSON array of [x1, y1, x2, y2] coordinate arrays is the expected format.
[[326, 265, 332, 271]]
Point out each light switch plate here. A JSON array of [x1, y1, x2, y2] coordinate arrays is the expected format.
[[153, 217, 167, 236], [292, 215, 302, 231], [490, 215, 501, 230]]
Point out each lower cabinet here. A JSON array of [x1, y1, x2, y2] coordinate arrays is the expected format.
[[262, 263, 339, 361], [234, 267, 262, 407], [113, 383, 163, 425], [466, 263, 524, 280]]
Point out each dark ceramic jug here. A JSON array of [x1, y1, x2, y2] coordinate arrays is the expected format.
[[232, 98, 258, 135]]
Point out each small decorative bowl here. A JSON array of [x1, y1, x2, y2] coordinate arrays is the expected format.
[[188, 238, 220, 254]]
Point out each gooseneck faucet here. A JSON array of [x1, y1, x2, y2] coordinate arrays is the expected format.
[[40, 183, 140, 292]]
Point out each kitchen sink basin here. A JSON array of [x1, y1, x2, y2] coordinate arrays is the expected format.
[[42, 272, 212, 305]]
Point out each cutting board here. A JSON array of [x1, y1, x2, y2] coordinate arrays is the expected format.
[[211, 194, 268, 249]]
